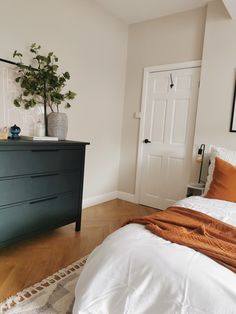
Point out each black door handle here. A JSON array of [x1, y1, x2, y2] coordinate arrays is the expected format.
[[144, 139, 151, 144]]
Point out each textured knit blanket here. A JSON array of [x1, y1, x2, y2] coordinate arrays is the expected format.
[[126, 206, 236, 273]]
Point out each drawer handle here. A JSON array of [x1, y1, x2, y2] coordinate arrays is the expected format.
[[30, 196, 58, 204], [31, 173, 59, 179], [31, 149, 60, 152]]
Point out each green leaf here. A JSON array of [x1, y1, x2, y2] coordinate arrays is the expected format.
[[67, 90, 76, 100], [13, 43, 76, 111], [53, 65, 59, 71], [13, 99, 21, 107], [13, 50, 23, 58], [23, 90, 29, 96], [30, 43, 41, 54], [63, 72, 70, 80]]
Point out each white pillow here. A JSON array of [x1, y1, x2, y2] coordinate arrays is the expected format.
[[204, 146, 236, 195]]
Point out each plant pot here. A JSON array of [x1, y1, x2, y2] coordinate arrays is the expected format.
[[47, 112, 68, 140]]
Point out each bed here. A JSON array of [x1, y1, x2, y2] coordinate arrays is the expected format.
[[73, 196, 236, 314], [73, 146, 236, 313]]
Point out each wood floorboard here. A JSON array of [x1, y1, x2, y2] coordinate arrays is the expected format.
[[0, 199, 156, 302]]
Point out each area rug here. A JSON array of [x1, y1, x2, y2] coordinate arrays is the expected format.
[[0, 255, 88, 314]]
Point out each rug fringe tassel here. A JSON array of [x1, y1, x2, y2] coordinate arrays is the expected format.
[[0, 255, 88, 313]]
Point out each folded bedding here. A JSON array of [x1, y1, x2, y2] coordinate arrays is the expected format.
[[73, 197, 236, 314], [126, 206, 236, 273]]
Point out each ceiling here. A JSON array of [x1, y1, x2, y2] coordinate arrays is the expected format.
[[95, 0, 214, 24]]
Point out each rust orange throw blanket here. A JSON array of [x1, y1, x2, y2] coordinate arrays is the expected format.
[[126, 206, 236, 273]]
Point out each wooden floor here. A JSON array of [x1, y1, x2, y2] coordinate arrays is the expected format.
[[0, 199, 156, 302]]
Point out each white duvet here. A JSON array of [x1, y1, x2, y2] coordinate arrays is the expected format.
[[73, 197, 236, 314]]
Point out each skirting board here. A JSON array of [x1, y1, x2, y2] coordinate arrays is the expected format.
[[83, 191, 136, 209], [117, 191, 136, 203]]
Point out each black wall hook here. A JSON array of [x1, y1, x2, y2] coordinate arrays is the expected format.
[[170, 74, 174, 89]]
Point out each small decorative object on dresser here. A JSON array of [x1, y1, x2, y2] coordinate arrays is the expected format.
[[12, 43, 76, 139], [0, 139, 89, 248], [9, 124, 21, 139], [34, 118, 45, 137], [48, 112, 68, 140], [186, 183, 205, 197], [0, 127, 8, 140]]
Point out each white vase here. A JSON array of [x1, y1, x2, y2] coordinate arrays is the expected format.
[[34, 119, 45, 137], [47, 112, 68, 140]]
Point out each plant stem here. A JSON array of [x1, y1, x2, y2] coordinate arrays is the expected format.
[[47, 95, 54, 112], [43, 81, 48, 136]]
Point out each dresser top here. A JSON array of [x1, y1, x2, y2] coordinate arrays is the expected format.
[[0, 139, 90, 147]]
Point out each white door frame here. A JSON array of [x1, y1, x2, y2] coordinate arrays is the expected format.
[[134, 60, 202, 204]]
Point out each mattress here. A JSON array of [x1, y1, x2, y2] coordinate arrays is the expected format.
[[73, 196, 236, 314]]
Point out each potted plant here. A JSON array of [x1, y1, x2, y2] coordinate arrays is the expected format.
[[13, 43, 76, 140]]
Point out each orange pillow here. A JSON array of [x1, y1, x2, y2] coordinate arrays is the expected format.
[[206, 157, 236, 202]]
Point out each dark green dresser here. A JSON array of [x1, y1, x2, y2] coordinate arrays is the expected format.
[[0, 139, 89, 248]]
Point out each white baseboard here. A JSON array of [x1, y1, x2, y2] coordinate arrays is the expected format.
[[82, 191, 118, 208], [83, 191, 136, 209], [117, 191, 136, 203]]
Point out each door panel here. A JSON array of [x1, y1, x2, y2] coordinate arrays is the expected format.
[[166, 157, 185, 200], [175, 74, 192, 91], [154, 77, 169, 93], [171, 99, 189, 144], [139, 67, 200, 209], [151, 100, 167, 143], [147, 155, 163, 196]]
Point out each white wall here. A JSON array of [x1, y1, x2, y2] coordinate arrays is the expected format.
[[0, 0, 128, 201], [194, 0, 236, 179], [1, 0, 232, 205], [119, 7, 206, 194]]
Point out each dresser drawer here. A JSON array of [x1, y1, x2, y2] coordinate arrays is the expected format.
[[0, 149, 83, 177], [0, 192, 77, 243], [0, 171, 79, 206]]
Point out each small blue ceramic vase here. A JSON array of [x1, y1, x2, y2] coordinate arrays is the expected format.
[[10, 124, 21, 139]]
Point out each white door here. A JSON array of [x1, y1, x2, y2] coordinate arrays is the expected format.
[[138, 67, 200, 209]]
